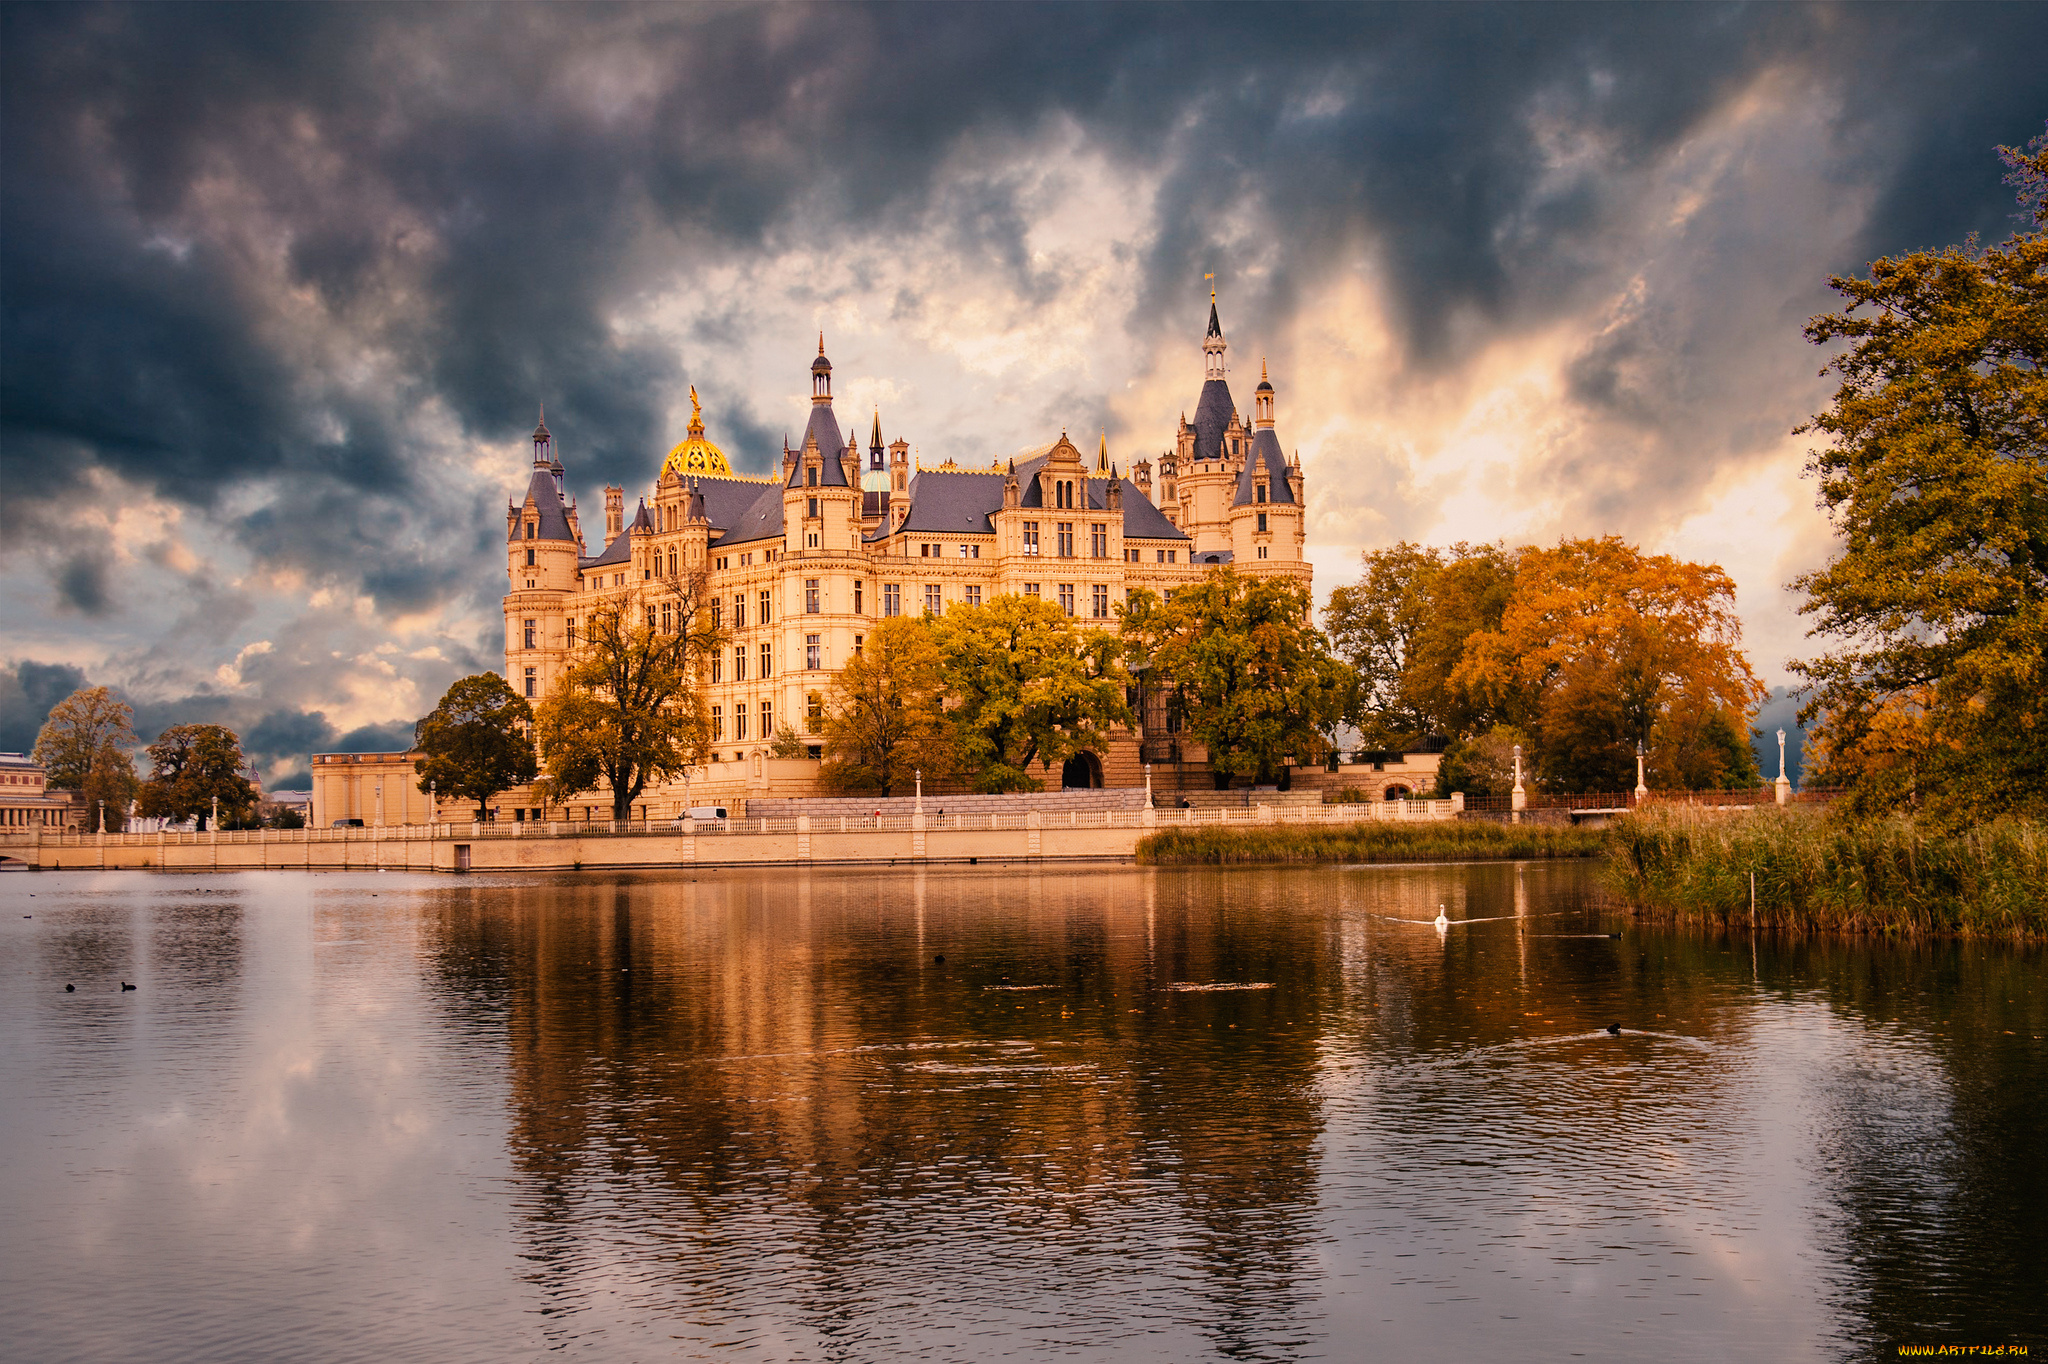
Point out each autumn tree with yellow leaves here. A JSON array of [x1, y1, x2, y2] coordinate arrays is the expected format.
[[1792, 129, 2047, 825]]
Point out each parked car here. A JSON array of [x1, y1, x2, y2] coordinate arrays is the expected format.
[[331, 818, 364, 828]]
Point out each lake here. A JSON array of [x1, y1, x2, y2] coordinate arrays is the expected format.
[[2, 862, 2042, 1362]]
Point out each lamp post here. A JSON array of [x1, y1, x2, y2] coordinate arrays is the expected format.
[[914, 769, 923, 815], [1634, 742, 1649, 801], [98, 800, 105, 835], [1774, 728, 1792, 806], [211, 794, 219, 833], [429, 780, 437, 832]]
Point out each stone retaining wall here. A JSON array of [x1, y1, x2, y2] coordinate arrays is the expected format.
[[747, 788, 1149, 820]]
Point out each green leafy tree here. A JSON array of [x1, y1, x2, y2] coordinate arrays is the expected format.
[[1430, 725, 1528, 799], [31, 685, 140, 830], [413, 673, 539, 821], [1124, 570, 1352, 789], [534, 577, 723, 821], [135, 724, 254, 830], [1324, 540, 1438, 740], [1792, 129, 2048, 825], [930, 593, 1129, 793], [1324, 541, 1516, 742], [818, 616, 954, 794]]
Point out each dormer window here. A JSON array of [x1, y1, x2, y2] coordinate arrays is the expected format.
[[807, 466, 818, 488], [1256, 484, 1267, 503], [525, 521, 535, 539]]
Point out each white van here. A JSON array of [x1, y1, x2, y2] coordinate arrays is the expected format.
[[686, 806, 728, 821]]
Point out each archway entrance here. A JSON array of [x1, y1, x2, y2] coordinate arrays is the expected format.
[[1061, 753, 1104, 789]]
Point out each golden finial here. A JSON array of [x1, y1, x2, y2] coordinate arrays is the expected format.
[[818, 332, 825, 356]]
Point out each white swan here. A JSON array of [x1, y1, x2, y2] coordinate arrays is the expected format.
[[1433, 904, 1450, 929]]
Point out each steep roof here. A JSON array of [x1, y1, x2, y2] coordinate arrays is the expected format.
[[584, 525, 633, 568], [514, 466, 576, 542], [1189, 378, 1236, 463], [711, 482, 787, 548], [881, 459, 1187, 542], [793, 404, 850, 485], [1233, 429, 1295, 505]]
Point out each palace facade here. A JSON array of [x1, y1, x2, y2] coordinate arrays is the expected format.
[[485, 297, 1310, 813]]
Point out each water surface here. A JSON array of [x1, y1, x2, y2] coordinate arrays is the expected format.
[[2, 863, 2043, 1361]]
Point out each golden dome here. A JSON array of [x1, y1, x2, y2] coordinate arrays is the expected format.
[[662, 387, 732, 478]]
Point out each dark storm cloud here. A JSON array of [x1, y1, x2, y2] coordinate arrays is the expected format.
[[0, 661, 94, 753], [3, 3, 2045, 665]]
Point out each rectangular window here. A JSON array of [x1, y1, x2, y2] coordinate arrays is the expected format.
[[1091, 524, 1107, 558], [523, 619, 536, 649], [759, 642, 772, 678], [759, 590, 772, 624], [733, 594, 746, 629], [760, 700, 772, 737], [1256, 484, 1267, 503], [805, 633, 821, 670], [1257, 512, 1268, 533], [924, 583, 943, 615], [646, 606, 657, 630], [1057, 522, 1074, 557], [958, 544, 979, 559], [806, 692, 824, 731], [735, 707, 748, 741], [854, 635, 864, 655], [661, 602, 672, 634], [1092, 584, 1110, 618], [523, 667, 536, 698], [566, 619, 577, 647], [1258, 545, 1268, 559], [805, 578, 820, 613], [1058, 583, 1075, 616], [884, 583, 902, 617], [854, 581, 865, 614], [734, 646, 747, 681], [711, 599, 722, 630], [711, 653, 722, 684], [965, 584, 982, 607], [525, 547, 535, 567], [1023, 522, 1039, 555], [711, 705, 723, 740], [1024, 583, 1040, 597], [807, 466, 818, 488]]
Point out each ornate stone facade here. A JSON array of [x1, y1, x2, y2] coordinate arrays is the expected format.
[[497, 298, 1312, 813]]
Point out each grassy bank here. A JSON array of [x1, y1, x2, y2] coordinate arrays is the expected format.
[[1607, 807, 2048, 938], [1134, 820, 1607, 866]]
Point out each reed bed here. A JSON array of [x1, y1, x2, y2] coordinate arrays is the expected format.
[[1606, 806, 2048, 939], [1135, 820, 1607, 866]]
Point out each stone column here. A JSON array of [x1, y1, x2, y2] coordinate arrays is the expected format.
[[1774, 728, 1792, 807], [911, 810, 927, 861], [1511, 744, 1526, 824]]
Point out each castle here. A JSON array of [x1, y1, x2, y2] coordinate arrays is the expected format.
[[310, 298, 1314, 824]]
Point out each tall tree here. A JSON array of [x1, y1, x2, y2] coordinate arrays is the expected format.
[[1124, 570, 1352, 789], [1324, 541, 1439, 740], [31, 685, 140, 830], [135, 724, 254, 830], [817, 616, 954, 794], [930, 593, 1129, 793], [1454, 538, 1763, 793], [1792, 129, 2048, 824], [533, 573, 723, 821], [1325, 541, 1516, 741], [413, 673, 538, 821]]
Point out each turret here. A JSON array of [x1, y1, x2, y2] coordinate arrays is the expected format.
[[604, 485, 624, 539]]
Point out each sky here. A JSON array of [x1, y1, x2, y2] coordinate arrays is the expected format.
[[3, 2, 2044, 787]]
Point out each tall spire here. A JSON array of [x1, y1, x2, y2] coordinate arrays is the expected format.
[[1203, 280, 1227, 380]]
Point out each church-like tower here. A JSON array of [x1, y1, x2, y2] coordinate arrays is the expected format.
[[1159, 291, 1309, 584]]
